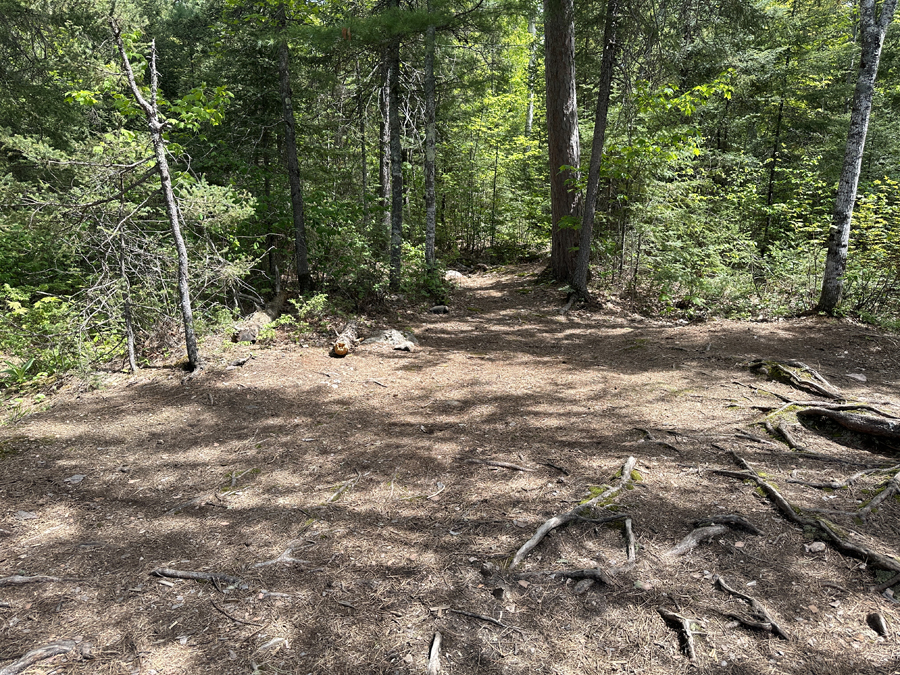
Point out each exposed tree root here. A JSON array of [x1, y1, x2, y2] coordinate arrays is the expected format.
[[463, 458, 536, 472], [252, 541, 312, 568], [657, 607, 698, 663], [765, 421, 810, 452], [743, 359, 842, 400], [624, 517, 636, 566], [513, 567, 614, 585], [665, 525, 729, 557], [764, 401, 900, 419], [873, 572, 900, 593], [212, 600, 264, 626], [693, 514, 762, 535], [635, 427, 680, 453], [721, 453, 900, 575], [714, 576, 789, 639], [787, 464, 900, 490], [797, 407, 900, 441], [426, 632, 442, 675], [509, 457, 636, 569], [804, 469, 900, 522], [150, 568, 245, 587], [0, 640, 81, 675]]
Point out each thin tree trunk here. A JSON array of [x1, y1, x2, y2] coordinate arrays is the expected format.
[[388, 0, 404, 291], [119, 232, 138, 373], [817, 0, 897, 313], [544, 0, 581, 283], [277, 4, 311, 293], [572, 0, 619, 299], [380, 66, 391, 250], [357, 61, 370, 232], [525, 17, 537, 139], [424, 10, 437, 276], [110, 18, 201, 371]]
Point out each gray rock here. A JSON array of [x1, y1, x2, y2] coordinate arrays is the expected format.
[[429, 305, 449, 314]]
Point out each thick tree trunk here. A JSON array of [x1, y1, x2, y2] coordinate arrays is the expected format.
[[544, 0, 581, 283], [111, 19, 202, 371], [424, 10, 437, 276], [277, 5, 311, 293], [572, 0, 619, 299], [387, 0, 404, 291], [817, 0, 897, 313]]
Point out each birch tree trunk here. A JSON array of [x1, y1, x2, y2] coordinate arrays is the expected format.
[[424, 7, 437, 276], [817, 0, 897, 314], [387, 0, 404, 291], [572, 0, 619, 299], [544, 0, 581, 283], [277, 3, 311, 293], [379, 68, 391, 250], [110, 18, 202, 371]]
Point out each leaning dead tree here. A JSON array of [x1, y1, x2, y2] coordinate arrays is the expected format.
[[110, 17, 202, 372]]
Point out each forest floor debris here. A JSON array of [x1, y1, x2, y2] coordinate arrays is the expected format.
[[1, 265, 899, 674]]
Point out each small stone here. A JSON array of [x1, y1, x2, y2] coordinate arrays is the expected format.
[[807, 541, 827, 553], [16, 511, 38, 520], [444, 270, 464, 280], [429, 305, 450, 314], [64, 474, 86, 484], [403, 654, 413, 664], [846, 373, 867, 382], [573, 579, 594, 594]]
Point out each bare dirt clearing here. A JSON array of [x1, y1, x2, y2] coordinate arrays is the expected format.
[[2, 266, 900, 675]]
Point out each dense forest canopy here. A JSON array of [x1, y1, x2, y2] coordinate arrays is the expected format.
[[1, 0, 899, 379]]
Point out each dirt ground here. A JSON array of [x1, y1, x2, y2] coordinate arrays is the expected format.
[[2, 265, 900, 675]]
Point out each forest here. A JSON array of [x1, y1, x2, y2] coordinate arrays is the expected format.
[[1, 0, 899, 381], [3, 3, 900, 674]]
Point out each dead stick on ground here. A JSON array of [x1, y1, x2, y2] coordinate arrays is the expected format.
[[788, 464, 900, 490], [510, 456, 636, 569], [714, 576, 789, 639], [513, 567, 615, 585], [0, 575, 65, 587], [657, 607, 698, 663], [624, 518, 636, 566], [211, 601, 264, 627], [327, 471, 361, 503], [151, 568, 245, 587], [0, 640, 79, 675], [252, 541, 312, 568], [426, 632, 442, 675], [463, 458, 536, 472], [449, 608, 523, 633]]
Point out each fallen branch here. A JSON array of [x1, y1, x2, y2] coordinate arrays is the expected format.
[[657, 607, 698, 663], [797, 408, 900, 441], [0, 575, 64, 587], [509, 457, 636, 569], [714, 576, 789, 639], [0, 640, 79, 675], [150, 568, 245, 587], [233, 291, 287, 343], [635, 427, 680, 453], [426, 632, 442, 675], [665, 525, 729, 557], [624, 518, 636, 566], [463, 458, 536, 472], [326, 471, 362, 503]]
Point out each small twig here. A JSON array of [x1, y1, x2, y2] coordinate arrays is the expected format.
[[326, 471, 362, 503], [426, 632, 442, 675], [367, 379, 388, 387], [540, 461, 569, 475], [657, 607, 698, 663], [463, 458, 536, 472], [252, 541, 312, 568], [212, 601, 263, 627], [449, 608, 523, 633], [150, 568, 244, 587]]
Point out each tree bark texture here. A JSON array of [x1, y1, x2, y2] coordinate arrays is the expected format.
[[388, 1, 404, 291], [572, 0, 619, 298], [817, 0, 897, 313], [424, 11, 437, 275], [544, 0, 581, 283], [111, 19, 202, 371], [277, 4, 311, 293]]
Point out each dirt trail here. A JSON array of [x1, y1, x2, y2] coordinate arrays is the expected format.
[[1, 266, 899, 674]]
